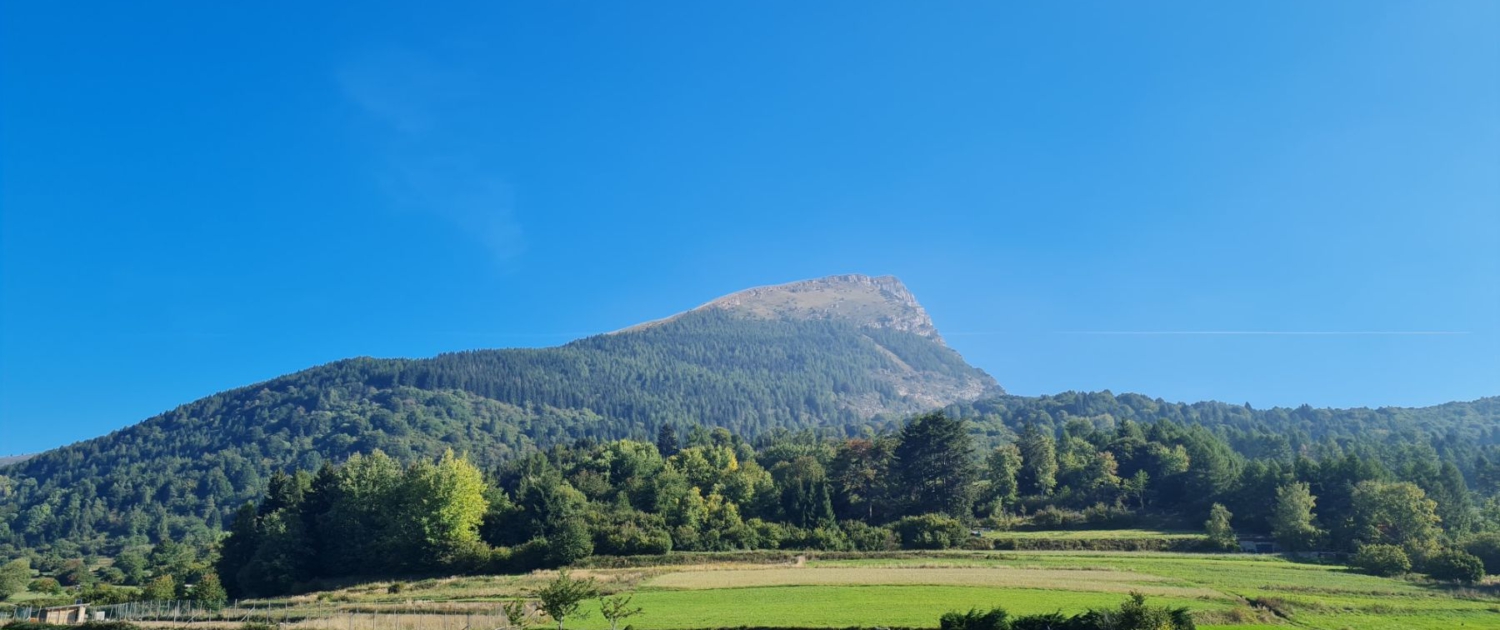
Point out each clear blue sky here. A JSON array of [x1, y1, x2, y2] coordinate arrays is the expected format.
[[2, 1, 1497, 454]]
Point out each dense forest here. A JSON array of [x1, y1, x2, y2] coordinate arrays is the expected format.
[[206, 412, 1500, 596], [0, 309, 998, 555], [3, 307, 1499, 601], [5, 404, 1500, 602]]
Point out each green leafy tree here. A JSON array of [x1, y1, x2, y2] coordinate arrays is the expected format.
[[894, 413, 977, 517], [892, 513, 968, 550], [1352, 481, 1442, 558], [191, 572, 228, 609], [1123, 470, 1151, 509], [0, 558, 30, 600], [545, 514, 595, 566], [114, 550, 149, 585], [56, 558, 92, 586], [398, 450, 490, 565], [1205, 503, 1237, 551], [598, 593, 644, 630], [534, 570, 599, 630], [1461, 532, 1500, 575], [143, 574, 176, 601], [1272, 482, 1324, 552], [319, 450, 405, 575], [1017, 425, 1059, 497], [28, 577, 63, 595], [829, 437, 896, 522], [981, 444, 1022, 514]]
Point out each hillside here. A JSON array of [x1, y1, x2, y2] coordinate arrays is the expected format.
[[0, 275, 1000, 552]]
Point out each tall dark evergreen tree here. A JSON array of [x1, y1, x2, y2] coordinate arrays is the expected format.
[[656, 424, 681, 458], [893, 412, 977, 518]]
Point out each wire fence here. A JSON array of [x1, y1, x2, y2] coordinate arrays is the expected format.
[[1, 600, 536, 630]]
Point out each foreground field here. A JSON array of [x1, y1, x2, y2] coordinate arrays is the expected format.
[[114, 551, 1498, 630]]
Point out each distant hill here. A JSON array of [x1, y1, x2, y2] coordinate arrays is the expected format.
[[0, 275, 1001, 551]]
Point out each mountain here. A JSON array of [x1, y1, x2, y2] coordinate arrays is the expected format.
[[0, 274, 1001, 552], [622, 274, 943, 340]]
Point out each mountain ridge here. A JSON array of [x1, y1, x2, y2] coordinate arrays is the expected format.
[[617, 274, 944, 342], [0, 274, 1001, 551]]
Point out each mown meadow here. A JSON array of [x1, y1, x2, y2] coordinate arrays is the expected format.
[[202, 550, 1498, 630]]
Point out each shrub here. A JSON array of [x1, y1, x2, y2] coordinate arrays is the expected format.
[[893, 514, 969, 550], [1460, 532, 1500, 575], [1029, 506, 1080, 529], [747, 519, 789, 550], [28, 578, 62, 595], [1424, 549, 1484, 584], [387, 582, 406, 594], [1082, 503, 1136, 528], [939, 607, 1009, 630], [840, 521, 898, 552], [594, 514, 673, 556], [936, 594, 1194, 630], [960, 536, 995, 551], [1351, 544, 1411, 577]]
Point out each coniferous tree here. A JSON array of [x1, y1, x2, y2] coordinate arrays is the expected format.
[[656, 425, 681, 458], [894, 413, 977, 518]]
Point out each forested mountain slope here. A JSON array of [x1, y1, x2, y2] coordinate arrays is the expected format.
[[0, 275, 1000, 553], [948, 392, 1500, 489]]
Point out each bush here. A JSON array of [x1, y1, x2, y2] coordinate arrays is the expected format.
[[840, 521, 898, 552], [939, 607, 1010, 630], [1460, 532, 1500, 576], [893, 514, 969, 550], [1424, 549, 1484, 584], [387, 582, 406, 594], [960, 536, 995, 551], [1028, 506, 1081, 529], [747, 519, 789, 549], [936, 594, 1194, 630], [594, 513, 673, 556], [784, 526, 850, 551], [1082, 503, 1137, 528], [28, 578, 62, 595], [1351, 544, 1411, 577]]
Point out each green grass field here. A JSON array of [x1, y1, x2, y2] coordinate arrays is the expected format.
[[981, 528, 1204, 540], [242, 551, 1499, 630]]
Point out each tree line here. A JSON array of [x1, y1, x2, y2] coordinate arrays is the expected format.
[[213, 412, 1500, 597]]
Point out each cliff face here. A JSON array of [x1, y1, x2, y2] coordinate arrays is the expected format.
[[701, 274, 944, 341]]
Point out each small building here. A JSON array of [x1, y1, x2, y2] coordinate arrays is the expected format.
[[39, 604, 89, 625]]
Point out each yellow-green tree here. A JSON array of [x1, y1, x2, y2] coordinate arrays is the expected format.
[[400, 450, 489, 564]]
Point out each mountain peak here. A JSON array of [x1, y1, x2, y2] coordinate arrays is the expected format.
[[623, 274, 944, 342]]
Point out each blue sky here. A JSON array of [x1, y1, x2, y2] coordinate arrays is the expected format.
[[2, 1, 1497, 454]]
